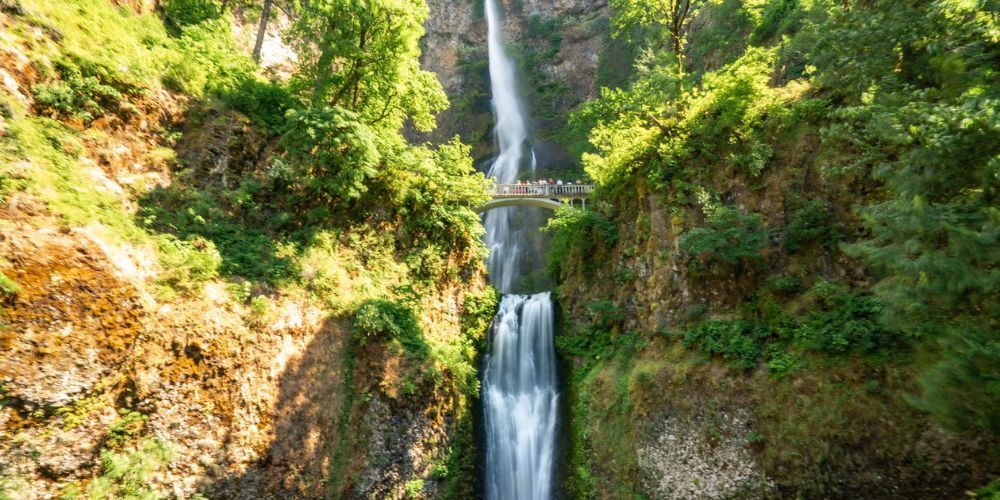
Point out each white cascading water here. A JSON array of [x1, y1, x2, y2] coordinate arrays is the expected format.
[[483, 294, 558, 499], [483, 0, 527, 293], [481, 0, 559, 498]]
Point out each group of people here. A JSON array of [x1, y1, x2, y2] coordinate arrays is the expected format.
[[499, 178, 586, 195]]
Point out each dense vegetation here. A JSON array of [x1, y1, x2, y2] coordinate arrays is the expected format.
[[0, 0, 493, 496], [546, 0, 999, 495]]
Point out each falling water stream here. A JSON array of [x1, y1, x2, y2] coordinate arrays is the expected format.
[[481, 0, 559, 498]]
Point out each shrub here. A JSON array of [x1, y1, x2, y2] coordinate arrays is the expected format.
[[404, 478, 425, 498], [353, 299, 427, 356], [543, 207, 618, 280], [615, 265, 638, 283], [682, 319, 769, 370], [154, 234, 222, 293], [784, 199, 841, 252], [32, 57, 140, 123], [249, 295, 270, 317], [679, 205, 769, 273], [220, 77, 296, 132], [461, 287, 499, 340], [766, 350, 801, 378], [162, 19, 256, 97], [68, 439, 174, 499], [0, 272, 19, 297], [106, 410, 148, 448], [750, 0, 803, 45], [796, 283, 898, 353], [585, 300, 625, 332], [162, 0, 221, 30], [279, 106, 379, 213], [916, 332, 1000, 434]]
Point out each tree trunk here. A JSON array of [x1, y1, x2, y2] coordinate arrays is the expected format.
[[252, 0, 273, 63]]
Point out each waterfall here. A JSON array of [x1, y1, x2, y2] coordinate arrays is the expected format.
[[481, 0, 559, 498], [483, 293, 558, 499], [483, 0, 528, 294]]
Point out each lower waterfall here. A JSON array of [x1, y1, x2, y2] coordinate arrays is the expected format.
[[482, 293, 558, 500]]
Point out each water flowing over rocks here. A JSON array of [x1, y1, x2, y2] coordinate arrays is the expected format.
[[483, 294, 558, 499], [479, 0, 561, 496]]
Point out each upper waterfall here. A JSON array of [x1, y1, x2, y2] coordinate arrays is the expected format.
[[483, 0, 528, 184]]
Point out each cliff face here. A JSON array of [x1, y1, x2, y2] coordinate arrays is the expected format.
[[0, 99, 487, 499], [554, 168, 1000, 498], [544, 67, 999, 500], [420, 0, 612, 170], [0, 4, 490, 498]]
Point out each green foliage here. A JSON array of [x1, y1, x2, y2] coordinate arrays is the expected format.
[[608, 0, 706, 49], [162, 0, 221, 30], [687, 0, 760, 74], [680, 47, 780, 167], [161, 19, 256, 97], [249, 295, 270, 317], [278, 106, 379, 213], [0, 272, 18, 297], [682, 319, 767, 369], [84, 439, 173, 499], [460, 287, 499, 341], [138, 182, 296, 285], [556, 301, 638, 367], [917, 333, 1000, 434], [579, 47, 780, 189], [404, 478, 424, 498], [679, 205, 768, 273], [765, 350, 801, 378], [974, 478, 1000, 499], [796, 284, 898, 354], [508, 15, 567, 123], [543, 207, 618, 280], [292, 0, 447, 131], [809, 0, 1000, 433], [783, 199, 841, 252], [32, 57, 141, 123], [750, 0, 803, 45], [153, 234, 222, 294], [220, 77, 297, 132], [106, 410, 148, 448], [388, 138, 490, 260], [353, 299, 427, 356], [615, 265, 637, 283]]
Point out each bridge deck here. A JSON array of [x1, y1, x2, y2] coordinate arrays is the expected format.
[[490, 183, 593, 199]]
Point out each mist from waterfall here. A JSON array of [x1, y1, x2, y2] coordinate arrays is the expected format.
[[481, 0, 559, 498]]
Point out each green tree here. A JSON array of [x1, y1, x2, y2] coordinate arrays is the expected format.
[[811, 0, 1000, 433], [278, 106, 379, 213], [608, 0, 706, 94], [289, 0, 447, 131]]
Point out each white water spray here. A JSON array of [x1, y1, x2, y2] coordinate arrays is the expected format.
[[483, 0, 529, 293], [483, 293, 558, 500], [481, 0, 559, 498]]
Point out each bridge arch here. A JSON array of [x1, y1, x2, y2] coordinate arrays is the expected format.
[[476, 183, 594, 213], [474, 197, 565, 213]]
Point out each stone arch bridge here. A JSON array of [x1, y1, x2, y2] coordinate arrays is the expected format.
[[475, 183, 593, 213]]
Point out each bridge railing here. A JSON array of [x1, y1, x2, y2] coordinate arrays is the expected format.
[[491, 183, 593, 198]]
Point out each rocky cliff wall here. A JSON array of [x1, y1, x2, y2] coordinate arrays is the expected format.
[[419, 0, 613, 171], [0, 6, 490, 497], [550, 111, 1000, 500]]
